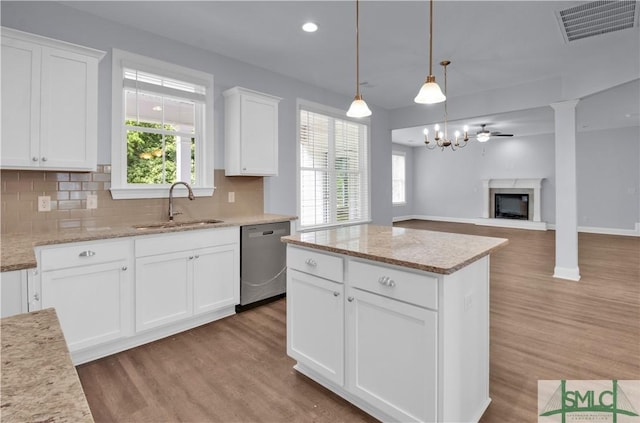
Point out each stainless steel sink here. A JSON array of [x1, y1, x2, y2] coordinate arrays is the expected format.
[[133, 219, 224, 230]]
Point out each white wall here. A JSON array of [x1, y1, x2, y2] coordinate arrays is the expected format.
[[577, 126, 640, 230], [1, 1, 393, 225], [406, 126, 640, 231]]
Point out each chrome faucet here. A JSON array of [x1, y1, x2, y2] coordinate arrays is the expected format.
[[168, 181, 195, 221]]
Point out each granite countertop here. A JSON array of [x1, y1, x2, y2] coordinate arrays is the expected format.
[[1, 308, 94, 422], [1, 213, 297, 272], [281, 224, 508, 275]]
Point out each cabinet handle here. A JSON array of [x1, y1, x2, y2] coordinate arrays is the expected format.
[[347, 296, 354, 302], [189, 256, 194, 260], [195, 255, 200, 259], [122, 266, 128, 271], [79, 250, 96, 257], [305, 258, 317, 267], [333, 291, 340, 297], [41, 157, 47, 162], [32, 156, 39, 162], [33, 293, 40, 302], [378, 276, 396, 287]]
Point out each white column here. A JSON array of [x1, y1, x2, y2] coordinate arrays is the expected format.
[[551, 100, 580, 281]]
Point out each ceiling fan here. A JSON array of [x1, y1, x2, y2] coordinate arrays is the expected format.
[[476, 124, 513, 142]]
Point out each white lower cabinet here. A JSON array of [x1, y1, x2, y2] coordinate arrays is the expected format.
[[38, 239, 133, 352], [347, 287, 437, 423], [30, 226, 240, 364], [135, 227, 239, 333], [286, 245, 491, 423], [287, 269, 344, 386]]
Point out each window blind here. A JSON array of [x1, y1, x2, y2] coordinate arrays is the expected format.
[[299, 107, 370, 229]]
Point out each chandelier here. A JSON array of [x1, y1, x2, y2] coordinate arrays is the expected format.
[[414, 0, 446, 104], [423, 60, 469, 151], [346, 0, 372, 118]]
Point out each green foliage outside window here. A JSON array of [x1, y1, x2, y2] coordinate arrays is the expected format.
[[126, 120, 177, 184]]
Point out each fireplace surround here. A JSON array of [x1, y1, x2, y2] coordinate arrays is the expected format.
[[481, 178, 545, 229]]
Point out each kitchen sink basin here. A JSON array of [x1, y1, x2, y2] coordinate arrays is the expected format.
[[133, 219, 224, 230]]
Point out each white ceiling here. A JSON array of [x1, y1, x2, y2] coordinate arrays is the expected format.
[[61, 0, 640, 143]]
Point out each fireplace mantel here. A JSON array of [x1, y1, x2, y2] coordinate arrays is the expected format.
[[481, 179, 545, 228]]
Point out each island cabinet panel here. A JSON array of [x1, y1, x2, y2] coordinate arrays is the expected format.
[[346, 287, 437, 423], [38, 239, 134, 352], [287, 269, 344, 386], [285, 241, 493, 423]]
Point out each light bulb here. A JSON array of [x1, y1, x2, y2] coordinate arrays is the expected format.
[[423, 128, 429, 136], [434, 124, 440, 132], [455, 130, 460, 138], [463, 125, 468, 132]]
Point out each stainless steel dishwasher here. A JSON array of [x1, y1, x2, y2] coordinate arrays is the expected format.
[[238, 221, 290, 308]]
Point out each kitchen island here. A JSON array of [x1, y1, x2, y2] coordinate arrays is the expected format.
[[282, 224, 508, 423]]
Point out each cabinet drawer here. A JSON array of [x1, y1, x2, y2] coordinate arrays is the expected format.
[[135, 227, 238, 257], [349, 260, 438, 310], [40, 240, 131, 271], [287, 246, 343, 283]]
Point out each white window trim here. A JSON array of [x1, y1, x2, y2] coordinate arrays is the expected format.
[[296, 98, 372, 232], [110, 49, 214, 199], [392, 150, 407, 206]]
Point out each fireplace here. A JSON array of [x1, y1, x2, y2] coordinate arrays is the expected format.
[[495, 194, 529, 220], [481, 179, 546, 229]]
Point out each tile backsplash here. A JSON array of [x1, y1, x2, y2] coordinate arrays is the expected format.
[[1, 166, 263, 234]]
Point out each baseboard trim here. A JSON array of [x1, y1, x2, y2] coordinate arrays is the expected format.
[[553, 266, 581, 281], [392, 215, 416, 222], [475, 218, 548, 231], [577, 225, 640, 237]]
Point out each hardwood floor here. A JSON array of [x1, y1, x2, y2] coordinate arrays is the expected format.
[[77, 221, 640, 422]]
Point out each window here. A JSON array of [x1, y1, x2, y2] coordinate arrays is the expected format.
[[298, 100, 370, 230], [111, 49, 214, 199], [392, 152, 406, 205]]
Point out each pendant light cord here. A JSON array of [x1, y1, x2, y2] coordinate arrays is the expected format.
[[355, 0, 360, 97], [429, 0, 434, 77]]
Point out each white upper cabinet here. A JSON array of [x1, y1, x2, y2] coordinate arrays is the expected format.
[[1, 27, 104, 171], [224, 86, 281, 176]]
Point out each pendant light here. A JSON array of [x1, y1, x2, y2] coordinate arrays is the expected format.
[[346, 0, 372, 118], [414, 0, 446, 104]]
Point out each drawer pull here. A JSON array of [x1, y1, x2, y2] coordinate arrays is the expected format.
[[333, 291, 340, 297], [378, 276, 396, 287], [347, 296, 354, 302], [79, 250, 96, 257], [122, 266, 128, 271], [305, 258, 317, 267]]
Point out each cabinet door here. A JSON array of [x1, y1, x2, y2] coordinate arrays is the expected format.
[[287, 269, 344, 386], [136, 252, 192, 332], [1, 37, 41, 168], [39, 47, 97, 170], [41, 261, 130, 351], [346, 288, 438, 423], [240, 94, 278, 175], [193, 244, 239, 315], [0, 270, 29, 318]]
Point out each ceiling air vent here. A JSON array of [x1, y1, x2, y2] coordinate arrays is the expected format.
[[555, 1, 638, 42]]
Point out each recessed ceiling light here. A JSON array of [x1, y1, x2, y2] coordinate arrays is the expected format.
[[302, 22, 318, 33]]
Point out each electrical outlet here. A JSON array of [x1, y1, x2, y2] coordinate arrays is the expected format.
[[38, 196, 51, 212], [228, 192, 235, 203], [86, 194, 98, 209]]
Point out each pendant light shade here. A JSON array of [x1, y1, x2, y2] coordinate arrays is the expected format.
[[347, 94, 372, 118], [347, 0, 371, 118], [415, 0, 446, 105], [414, 76, 446, 104]]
